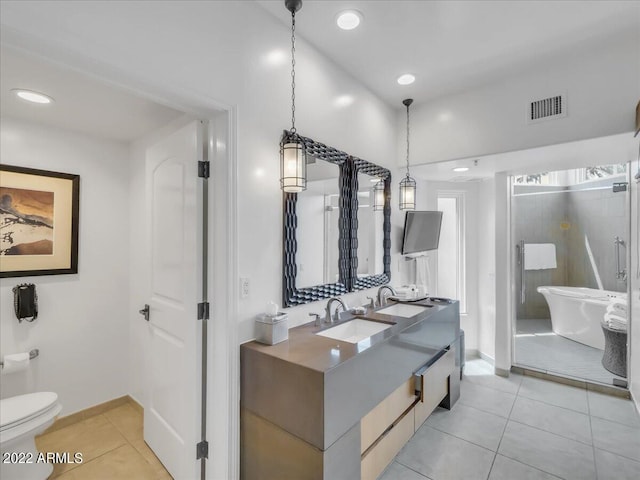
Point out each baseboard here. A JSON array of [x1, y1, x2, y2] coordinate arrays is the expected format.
[[43, 395, 139, 434], [478, 351, 495, 366], [631, 385, 640, 418], [464, 349, 479, 360], [127, 394, 143, 414]]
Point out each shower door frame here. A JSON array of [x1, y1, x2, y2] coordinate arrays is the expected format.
[[507, 167, 634, 389]]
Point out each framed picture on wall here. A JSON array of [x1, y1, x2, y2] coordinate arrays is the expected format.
[[0, 165, 79, 277]]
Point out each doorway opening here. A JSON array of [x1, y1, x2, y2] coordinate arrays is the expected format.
[[511, 164, 629, 387]]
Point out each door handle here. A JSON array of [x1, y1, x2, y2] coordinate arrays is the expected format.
[[139, 304, 150, 321]]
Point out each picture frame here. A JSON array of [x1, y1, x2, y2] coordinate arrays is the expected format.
[[0, 165, 79, 277]]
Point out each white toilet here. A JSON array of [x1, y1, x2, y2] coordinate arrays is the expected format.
[[0, 392, 62, 480]]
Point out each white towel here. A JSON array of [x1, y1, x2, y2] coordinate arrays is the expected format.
[[603, 312, 627, 331], [415, 256, 431, 295], [524, 243, 557, 270], [607, 303, 627, 315]]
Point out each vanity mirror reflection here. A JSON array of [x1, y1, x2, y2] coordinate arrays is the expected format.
[[296, 160, 340, 289], [283, 134, 349, 307], [351, 158, 391, 290], [282, 132, 392, 306]]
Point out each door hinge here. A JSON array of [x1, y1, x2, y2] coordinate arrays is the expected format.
[[197, 302, 210, 320], [196, 440, 209, 459], [198, 161, 210, 178]]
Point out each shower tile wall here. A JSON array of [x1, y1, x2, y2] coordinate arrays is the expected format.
[[514, 192, 568, 319], [566, 187, 627, 292], [514, 182, 626, 319]]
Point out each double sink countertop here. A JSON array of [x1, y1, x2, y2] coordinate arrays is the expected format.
[[243, 297, 460, 374]]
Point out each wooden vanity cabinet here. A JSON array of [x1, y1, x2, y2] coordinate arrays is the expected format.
[[360, 348, 456, 480]]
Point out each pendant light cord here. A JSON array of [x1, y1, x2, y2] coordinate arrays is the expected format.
[[405, 103, 410, 177], [290, 10, 297, 133]]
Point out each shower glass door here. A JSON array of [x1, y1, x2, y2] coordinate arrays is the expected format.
[[511, 164, 629, 387]]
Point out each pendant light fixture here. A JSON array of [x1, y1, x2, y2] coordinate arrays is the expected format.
[[280, 0, 307, 193], [399, 98, 416, 210], [373, 180, 385, 211]]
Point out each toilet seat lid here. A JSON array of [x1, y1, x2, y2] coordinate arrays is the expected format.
[[0, 392, 58, 430]]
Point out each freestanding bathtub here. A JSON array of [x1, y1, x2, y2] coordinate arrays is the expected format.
[[536, 286, 626, 350]]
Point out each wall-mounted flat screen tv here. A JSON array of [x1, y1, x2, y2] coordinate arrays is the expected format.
[[401, 211, 443, 255]]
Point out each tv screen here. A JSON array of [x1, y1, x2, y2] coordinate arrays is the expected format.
[[401, 211, 443, 255]]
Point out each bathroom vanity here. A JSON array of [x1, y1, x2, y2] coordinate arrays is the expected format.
[[240, 298, 461, 480]]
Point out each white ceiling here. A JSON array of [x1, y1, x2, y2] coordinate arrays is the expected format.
[[411, 133, 638, 182], [0, 47, 183, 143], [258, 0, 640, 108]]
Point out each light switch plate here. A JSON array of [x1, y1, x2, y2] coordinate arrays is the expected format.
[[240, 277, 250, 298]]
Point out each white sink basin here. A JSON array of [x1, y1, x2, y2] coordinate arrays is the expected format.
[[375, 304, 428, 318], [316, 319, 392, 344]]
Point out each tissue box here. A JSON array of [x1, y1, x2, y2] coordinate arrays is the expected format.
[[255, 313, 288, 345]]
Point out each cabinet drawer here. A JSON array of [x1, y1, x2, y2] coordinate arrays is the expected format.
[[414, 349, 455, 429], [361, 378, 416, 454], [361, 408, 414, 480]]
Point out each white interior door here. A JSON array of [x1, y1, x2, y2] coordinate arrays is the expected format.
[[144, 120, 202, 479]]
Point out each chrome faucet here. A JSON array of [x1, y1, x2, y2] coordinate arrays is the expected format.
[[325, 297, 347, 323], [366, 296, 376, 309], [377, 285, 396, 306]]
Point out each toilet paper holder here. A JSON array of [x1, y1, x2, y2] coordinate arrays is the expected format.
[[0, 348, 39, 368]]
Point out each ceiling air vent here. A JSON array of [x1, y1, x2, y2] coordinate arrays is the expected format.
[[528, 94, 567, 124]]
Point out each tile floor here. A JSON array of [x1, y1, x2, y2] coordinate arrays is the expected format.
[[32, 361, 639, 480], [381, 359, 640, 480], [515, 318, 625, 385], [35, 400, 172, 479]]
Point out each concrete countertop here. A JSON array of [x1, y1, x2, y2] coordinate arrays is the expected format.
[[242, 297, 455, 374]]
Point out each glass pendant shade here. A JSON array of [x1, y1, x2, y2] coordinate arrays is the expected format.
[[399, 175, 416, 210], [373, 180, 385, 211], [280, 132, 307, 193]]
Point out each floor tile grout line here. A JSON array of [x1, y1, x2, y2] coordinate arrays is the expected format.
[[514, 391, 640, 430], [587, 412, 640, 430], [461, 379, 518, 397], [394, 458, 434, 479], [456, 400, 511, 420], [40, 412, 127, 478], [57, 443, 132, 478], [491, 451, 567, 480], [101, 405, 162, 470], [442, 400, 510, 421], [486, 385, 521, 480], [591, 445, 640, 464], [516, 391, 590, 416], [423, 423, 500, 454], [587, 391, 599, 480], [462, 376, 523, 396], [506, 418, 593, 447]]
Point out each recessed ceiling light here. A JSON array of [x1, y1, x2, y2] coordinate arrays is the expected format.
[[12, 89, 54, 104], [452, 167, 469, 172], [336, 10, 363, 30], [397, 74, 415, 86]]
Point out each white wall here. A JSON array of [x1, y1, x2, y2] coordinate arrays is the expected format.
[[0, 1, 398, 340], [402, 29, 639, 166], [477, 178, 496, 361], [0, 117, 130, 415], [494, 173, 512, 374], [417, 180, 480, 351]]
